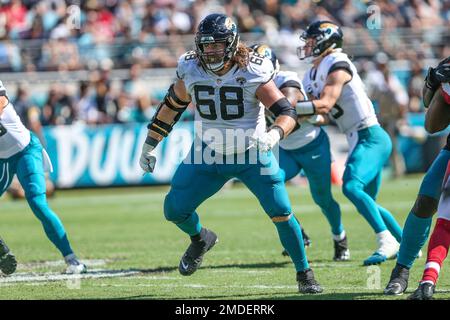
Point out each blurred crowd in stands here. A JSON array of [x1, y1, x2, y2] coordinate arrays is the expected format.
[[0, 0, 447, 72], [1, 0, 449, 135]]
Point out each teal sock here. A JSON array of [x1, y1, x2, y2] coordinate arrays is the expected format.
[[378, 205, 403, 242], [397, 212, 432, 268], [175, 212, 203, 237], [274, 216, 309, 272]]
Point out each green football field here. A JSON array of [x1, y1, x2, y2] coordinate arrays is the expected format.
[[0, 174, 449, 300]]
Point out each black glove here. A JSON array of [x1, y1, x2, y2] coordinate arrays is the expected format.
[[435, 56, 450, 83], [425, 56, 450, 91]]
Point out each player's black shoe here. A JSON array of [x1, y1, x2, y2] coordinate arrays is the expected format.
[[282, 228, 311, 256], [297, 268, 323, 294], [333, 236, 350, 261], [408, 282, 435, 300], [0, 238, 17, 275], [384, 263, 409, 295], [179, 228, 218, 276]]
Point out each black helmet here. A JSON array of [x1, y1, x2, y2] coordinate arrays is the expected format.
[[250, 44, 280, 74], [195, 14, 239, 72], [297, 20, 343, 63]]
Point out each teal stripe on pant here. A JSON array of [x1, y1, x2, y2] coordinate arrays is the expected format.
[[0, 133, 74, 257]]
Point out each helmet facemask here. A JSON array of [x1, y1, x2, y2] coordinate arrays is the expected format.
[[196, 33, 239, 72], [297, 29, 338, 64]]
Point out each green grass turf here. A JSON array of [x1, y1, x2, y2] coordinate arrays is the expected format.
[[0, 174, 448, 300]]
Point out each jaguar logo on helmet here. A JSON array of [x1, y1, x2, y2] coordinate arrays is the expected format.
[[319, 23, 339, 34], [296, 20, 343, 64], [225, 17, 236, 31]]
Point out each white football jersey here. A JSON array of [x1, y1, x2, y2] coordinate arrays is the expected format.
[[0, 81, 30, 159], [177, 50, 274, 154], [267, 70, 321, 150], [302, 51, 379, 136]]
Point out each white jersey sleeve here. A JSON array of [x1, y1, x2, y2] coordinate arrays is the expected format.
[[273, 70, 305, 95], [246, 51, 275, 85], [175, 51, 201, 88], [0, 81, 7, 97], [0, 102, 30, 159]]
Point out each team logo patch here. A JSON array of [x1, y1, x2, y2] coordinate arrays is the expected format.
[[236, 77, 247, 85]]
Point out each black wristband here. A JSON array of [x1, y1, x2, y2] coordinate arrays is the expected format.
[[145, 136, 160, 148]]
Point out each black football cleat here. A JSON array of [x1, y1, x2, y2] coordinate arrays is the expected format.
[[297, 268, 323, 294], [384, 263, 409, 295], [179, 228, 218, 276], [333, 236, 350, 261], [282, 227, 311, 256], [408, 282, 436, 300], [0, 238, 17, 275]]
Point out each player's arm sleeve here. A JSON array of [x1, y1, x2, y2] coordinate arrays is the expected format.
[[279, 80, 302, 91], [0, 81, 8, 116], [248, 54, 275, 85], [327, 61, 353, 83], [176, 52, 189, 80]]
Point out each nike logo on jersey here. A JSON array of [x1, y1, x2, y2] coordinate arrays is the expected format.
[[312, 155, 321, 159]]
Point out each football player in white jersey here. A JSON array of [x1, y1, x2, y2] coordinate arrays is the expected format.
[[251, 44, 349, 261], [139, 14, 322, 294], [295, 21, 403, 266], [0, 82, 86, 275]]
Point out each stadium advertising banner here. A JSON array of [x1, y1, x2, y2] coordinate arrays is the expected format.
[[43, 122, 194, 188]]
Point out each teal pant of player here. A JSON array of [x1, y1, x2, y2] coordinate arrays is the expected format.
[[164, 142, 310, 272], [0, 133, 74, 257], [342, 125, 402, 240], [278, 129, 344, 236], [397, 148, 450, 268]]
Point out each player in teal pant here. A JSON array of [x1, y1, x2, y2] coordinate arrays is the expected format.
[[140, 14, 323, 294], [385, 56, 450, 295], [250, 43, 348, 261], [296, 21, 403, 265], [0, 85, 86, 275]]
